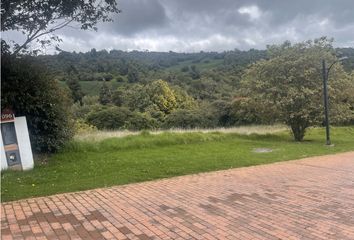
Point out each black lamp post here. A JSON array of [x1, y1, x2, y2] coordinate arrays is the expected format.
[[321, 57, 348, 145]]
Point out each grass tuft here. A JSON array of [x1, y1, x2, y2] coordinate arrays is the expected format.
[[74, 124, 288, 141]]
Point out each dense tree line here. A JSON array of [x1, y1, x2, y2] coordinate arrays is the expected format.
[[60, 40, 354, 142]]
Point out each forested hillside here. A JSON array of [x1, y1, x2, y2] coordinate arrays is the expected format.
[[36, 46, 354, 132], [38, 48, 267, 99]]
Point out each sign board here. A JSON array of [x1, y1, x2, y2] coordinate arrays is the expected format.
[[1, 116, 34, 171], [1, 108, 15, 123]]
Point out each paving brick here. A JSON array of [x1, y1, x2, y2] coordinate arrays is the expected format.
[[1, 152, 354, 239]]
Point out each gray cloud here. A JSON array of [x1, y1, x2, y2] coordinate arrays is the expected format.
[[103, 0, 169, 36], [3, 0, 354, 53]]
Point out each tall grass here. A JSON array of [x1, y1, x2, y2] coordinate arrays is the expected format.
[[66, 131, 228, 153], [74, 124, 288, 142]]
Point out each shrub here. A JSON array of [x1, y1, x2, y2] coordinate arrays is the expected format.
[[71, 96, 102, 120], [1, 56, 74, 153], [112, 88, 125, 107], [116, 76, 124, 82], [211, 100, 232, 126], [99, 81, 112, 105], [163, 108, 216, 129], [74, 119, 97, 134], [145, 105, 165, 123], [228, 97, 264, 126], [82, 95, 99, 105], [126, 112, 159, 130], [86, 106, 131, 130], [66, 77, 84, 104], [180, 66, 189, 72]]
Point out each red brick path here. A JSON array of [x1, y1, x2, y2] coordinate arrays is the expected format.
[[2, 152, 354, 239]]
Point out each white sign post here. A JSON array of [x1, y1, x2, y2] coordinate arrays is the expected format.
[[1, 109, 34, 171]]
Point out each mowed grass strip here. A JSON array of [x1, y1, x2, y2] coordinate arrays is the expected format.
[[2, 127, 354, 202]]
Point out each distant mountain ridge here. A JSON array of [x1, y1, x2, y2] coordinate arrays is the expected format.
[[37, 47, 354, 99]]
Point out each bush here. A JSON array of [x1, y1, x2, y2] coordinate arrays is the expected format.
[[116, 76, 124, 82], [85, 105, 159, 131], [86, 106, 131, 130], [228, 97, 264, 126], [211, 100, 232, 126], [74, 119, 97, 134], [112, 88, 125, 107], [180, 66, 189, 72], [163, 108, 216, 129], [71, 96, 101, 120], [126, 112, 159, 130], [1, 56, 74, 153]]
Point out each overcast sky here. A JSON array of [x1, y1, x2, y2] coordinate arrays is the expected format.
[[4, 0, 354, 53]]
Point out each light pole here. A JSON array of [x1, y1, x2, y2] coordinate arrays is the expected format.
[[322, 57, 348, 145]]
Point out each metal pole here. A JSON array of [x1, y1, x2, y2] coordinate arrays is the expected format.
[[322, 60, 331, 145]]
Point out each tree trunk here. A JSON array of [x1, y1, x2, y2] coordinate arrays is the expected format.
[[291, 124, 307, 141]]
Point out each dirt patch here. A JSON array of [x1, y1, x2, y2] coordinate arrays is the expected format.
[[253, 148, 273, 153]]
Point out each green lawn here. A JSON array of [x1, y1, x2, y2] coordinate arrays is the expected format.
[[2, 127, 354, 202]]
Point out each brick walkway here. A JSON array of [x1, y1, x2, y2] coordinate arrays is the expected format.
[[1, 152, 354, 240]]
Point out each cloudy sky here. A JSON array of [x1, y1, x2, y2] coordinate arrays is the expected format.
[[4, 0, 354, 53]]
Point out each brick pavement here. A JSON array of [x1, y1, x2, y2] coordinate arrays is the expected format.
[[1, 151, 354, 240]]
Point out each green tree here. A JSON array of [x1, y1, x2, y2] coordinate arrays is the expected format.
[[210, 100, 232, 126], [112, 88, 126, 107], [227, 98, 263, 126], [126, 112, 159, 130], [190, 65, 200, 79], [163, 108, 216, 129], [145, 80, 177, 114], [99, 81, 112, 105], [181, 66, 189, 72], [241, 37, 354, 141], [125, 84, 151, 112], [1, 0, 120, 55], [66, 70, 84, 104], [173, 86, 197, 110], [86, 106, 131, 130], [127, 64, 140, 83], [0, 0, 120, 154], [71, 96, 100, 120], [125, 80, 180, 116], [1, 56, 74, 153]]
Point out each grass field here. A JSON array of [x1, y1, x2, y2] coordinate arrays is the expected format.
[[2, 126, 354, 202]]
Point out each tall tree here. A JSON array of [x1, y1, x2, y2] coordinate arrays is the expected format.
[[1, 0, 120, 55], [99, 81, 112, 105], [67, 78, 84, 104], [240, 37, 354, 141], [127, 64, 140, 83], [66, 65, 84, 104], [145, 80, 178, 114]]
